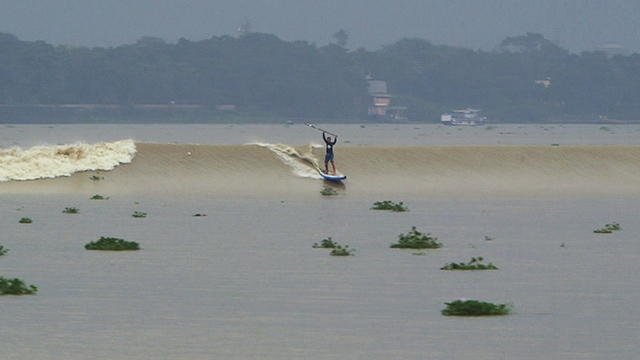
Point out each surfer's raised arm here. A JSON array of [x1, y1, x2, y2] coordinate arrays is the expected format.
[[323, 131, 337, 144]]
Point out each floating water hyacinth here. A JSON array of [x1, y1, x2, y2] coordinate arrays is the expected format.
[[0, 277, 38, 295], [312, 237, 354, 256], [594, 222, 621, 233], [320, 188, 339, 196], [371, 200, 408, 212], [391, 226, 442, 249], [85, 237, 140, 251], [313, 237, 337, 248], [440, 257, 498, 270], [330, 244, 355, 256], [441, 300, 511, 316], [132, 211, 147, 218]]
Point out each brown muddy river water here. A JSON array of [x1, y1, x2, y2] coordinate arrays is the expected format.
[[1, 123, 640, 359]]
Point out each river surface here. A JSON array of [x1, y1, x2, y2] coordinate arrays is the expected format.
[[1, 123, 639, 359]]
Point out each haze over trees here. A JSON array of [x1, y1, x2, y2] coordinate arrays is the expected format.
[[0, 31, 638, 123]]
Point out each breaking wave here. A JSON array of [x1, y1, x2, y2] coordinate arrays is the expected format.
[[252, 142, 323, 179], [3, 142, 640, 198], [0, 140, 136, 181]]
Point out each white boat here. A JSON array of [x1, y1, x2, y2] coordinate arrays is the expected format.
[[441, 108, 486, 126]]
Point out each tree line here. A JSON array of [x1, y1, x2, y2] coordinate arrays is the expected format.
[[1, 31, 638, 123]]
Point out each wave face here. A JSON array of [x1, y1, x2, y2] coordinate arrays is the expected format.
[[3, 142, 640, 198], [253, 142, 323, 179], [0, 140, 136, 181]]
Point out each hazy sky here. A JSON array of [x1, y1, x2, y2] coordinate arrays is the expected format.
[[1, 0, 638, 53]]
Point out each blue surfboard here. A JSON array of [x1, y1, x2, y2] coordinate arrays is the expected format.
[[320, 172, 346, 181]]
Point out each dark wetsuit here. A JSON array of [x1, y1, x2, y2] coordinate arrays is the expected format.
[[323, 132, 337, 164]]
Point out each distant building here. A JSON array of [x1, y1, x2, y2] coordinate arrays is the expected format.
[[367, 79, 390, 116], [366, 77, 407, 121]]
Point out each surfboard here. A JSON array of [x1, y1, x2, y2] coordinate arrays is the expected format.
[[320, 172, 346, 181]]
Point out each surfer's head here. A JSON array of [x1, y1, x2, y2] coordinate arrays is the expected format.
[[327, 137, 332, 141]]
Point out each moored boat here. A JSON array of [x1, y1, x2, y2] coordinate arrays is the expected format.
[[441, 108, 486, 125]]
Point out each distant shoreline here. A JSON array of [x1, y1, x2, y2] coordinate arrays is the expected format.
[[1, 104, 636, 125]]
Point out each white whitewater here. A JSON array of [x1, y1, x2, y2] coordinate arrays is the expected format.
[[252, 142, 323, 179], [0, 139, 136, 181]]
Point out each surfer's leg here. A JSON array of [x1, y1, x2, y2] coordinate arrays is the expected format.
[[324, 154, 331, 173], [331, 160, 336, 174]]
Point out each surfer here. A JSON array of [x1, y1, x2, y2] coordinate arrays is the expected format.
[[323, 131, 337, 174]]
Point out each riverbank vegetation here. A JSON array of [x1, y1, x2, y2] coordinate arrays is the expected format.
[[1, 32, 638, 123]]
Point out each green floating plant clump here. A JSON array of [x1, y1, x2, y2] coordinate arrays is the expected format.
[[313, 237, 354, 256], [132, 211, 147, 218], [594, 222, 621, 233], [19, 217, 32, 224], [90, 194, 109, 200], [593, 228, 612, 234], [441, 300, 511, 316], [62, 207, 79, 214], [0, 277, 38, 295], [371, 200, 408, 212], [330, 244, 355, 256], [85, 237, 140, 251], [441, 257, 498, 270], [320, 188, 339, 196], [0, 245, 8, 256], [607, 222, 622, 231], [313, 237, 338, 248], [391, 226, 442, 249]]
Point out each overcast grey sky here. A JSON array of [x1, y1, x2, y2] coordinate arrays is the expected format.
[[1, 0, 638, 53]]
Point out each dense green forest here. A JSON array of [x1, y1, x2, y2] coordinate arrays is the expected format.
[[1, 31, 638, 123]]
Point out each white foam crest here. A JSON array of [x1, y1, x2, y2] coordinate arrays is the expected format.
[[251, 142, 322, 179], [0, 140, 137, 181]]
